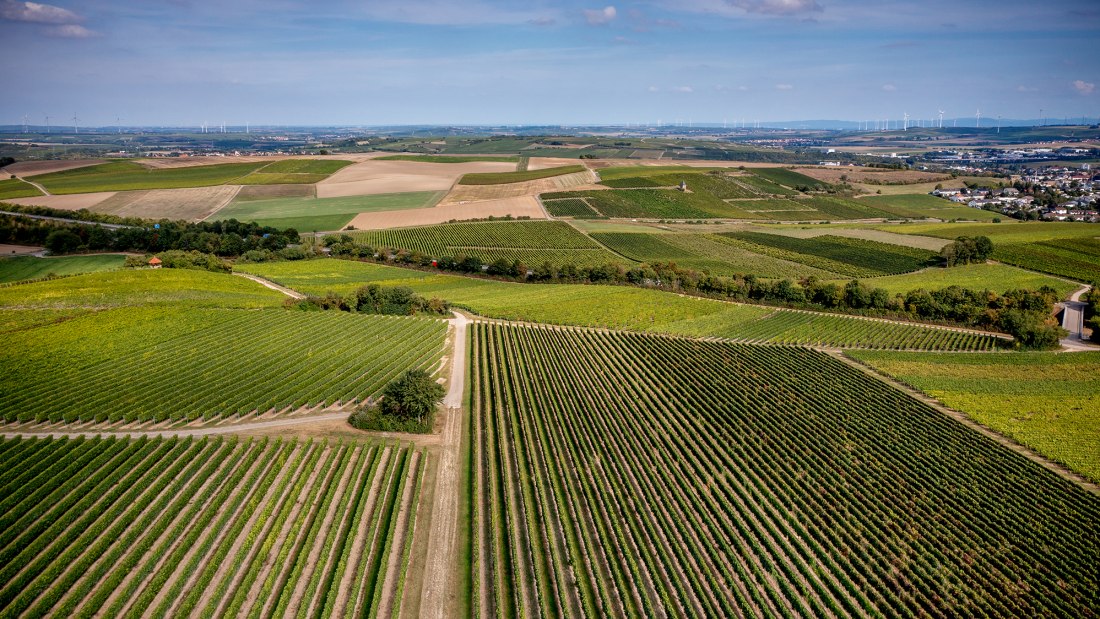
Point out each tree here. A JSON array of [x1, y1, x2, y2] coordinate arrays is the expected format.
[[44, 229, 82, 254], [377, 369, 445, 424]]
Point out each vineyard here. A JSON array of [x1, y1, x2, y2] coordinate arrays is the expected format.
[[0, 254, 125, 285], [458, 165, 586, 185], [993, 237, 1100, 283], [469, 323, 1100, 618], [0, 307, 447, 424], [718, 231, 937, 277], [345, 220, 626, 268], [750, 167, 829, 189], [541, 197, 602, 219], [0, 436, 423, 618]]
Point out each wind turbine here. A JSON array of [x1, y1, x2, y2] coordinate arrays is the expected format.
[[116, 116, 123, 135], [938, 110, 945, 128], [975, 109, 981, 128], [44, 115, 50, 134], [903, 112, 909, 131], [72, 114, 79, 134], [22, 114, 29, 134]]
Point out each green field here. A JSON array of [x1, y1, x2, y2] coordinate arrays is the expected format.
[[30, 159, 351, 194], [0, 436, 423, 617], [859, 194, 1002, 221], [457, 164, 585, 185], [718, 231, 936, 278], [851, 350, 1100, 482], [214, 191, 443, 231], [993, 237, 1100, 283], [345, 220, 626, 268], [0, 254, 126, 284], [376, 154, 519, 163], [0, 178, 43, 200], [541, 197, 602, 218], [750, 167, 829, 189], [594, 165, 727, 181], [0, 269, 286, 309], [884, 220, 1100, 243], [840, 262, 1079, 297], [472, 324, 1099, 617], [1, 306, 445, 423], [239, 259, 1002, 350]]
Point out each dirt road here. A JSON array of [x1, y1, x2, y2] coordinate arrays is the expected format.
[[0, 410, 351, 440], [233, 272, 306, 299], [418, 312, 468, 618]]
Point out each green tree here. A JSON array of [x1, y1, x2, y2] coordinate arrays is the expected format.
[[378, 369, 445, 424], [44, 229, 82, 254]]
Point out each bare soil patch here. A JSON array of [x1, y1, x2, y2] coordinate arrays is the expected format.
[[317, 160, 515, 198], [345, 196, 545, 230], [526, 157, 586, 170], [439, 171, 597, 205], [4, 159, 103, 176], [4, 192, 116, 210], [91, 185, 241, 220], [796, 166, 950, 185], [235, 184, 315, 200], [0, 244, 43, 255]]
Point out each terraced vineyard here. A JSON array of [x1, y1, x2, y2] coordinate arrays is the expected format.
[[0, 436, 423, 618], [346, 220, 626, 268], [470, 324, 1100, 618], [718, 231, 936, 277], [0, 308, 447, 423]]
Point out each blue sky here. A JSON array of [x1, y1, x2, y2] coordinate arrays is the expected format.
[[2, 0, 1098, 126]]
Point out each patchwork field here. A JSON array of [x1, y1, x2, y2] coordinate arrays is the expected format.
[[344, 196, 546, 230], [0, 178, 42, 200], [470, 324, 1099, 617], [32, 161, 267, 194], [0, 254, 125, 284], [851, 350, 1100, 482], [317, 159, 515, 198], [441, 170, 598, 205], [457, 165, 586, 185], [796, 166, 951, 185], [214, 191, 444, 231], [859, 194, 1003, 221], [2, 192, 116, 210], [91, 185, 241, 220], [2, 159, 104, 176], [0, 436, 424, 618]]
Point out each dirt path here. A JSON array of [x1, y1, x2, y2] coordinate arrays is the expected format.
[[4, 169, 52, 196], [834, 351, 1100, 496], [418, 312, 468, 618], [0, 410, 350, 439], [233, 272, 305, 299]]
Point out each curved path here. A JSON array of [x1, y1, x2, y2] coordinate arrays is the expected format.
[[233, 271, 306, 299]]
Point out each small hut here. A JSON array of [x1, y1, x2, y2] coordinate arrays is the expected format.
[[679, 179, 688, 191], [148, 256, 162, 269]]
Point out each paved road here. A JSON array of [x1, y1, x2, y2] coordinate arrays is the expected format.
[[1060, 285, 1097, 352]]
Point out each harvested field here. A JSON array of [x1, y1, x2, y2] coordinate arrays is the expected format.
[[344, 197, 544, 230], [439, 171, 598, 206], [91, 185, 241, 221], [797, 166, 951, 185], [0, 244, 43, 256], [317, 160, 515, 198], [2, 159, 103, 176], [135, 155, 295, 169], [4, 192, 116, 210], [757, 225, 952, 251], [234, 184, 315, 201], [525, 157, 585, 170]]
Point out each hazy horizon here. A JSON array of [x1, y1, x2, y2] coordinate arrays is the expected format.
[[2, 0, 1098, 127]]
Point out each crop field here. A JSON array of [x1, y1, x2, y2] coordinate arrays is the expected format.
[[240, 260, 1002, 350], [0, 307, 446, 423], [235, 159, 354, 185], [233, 184, 316, 201], [590, 232, 838, 279], [0, 436, 424, 618], [883, 221, 1100, 244], [733, 173, 800, 196], [718, 231, 937, 278], [31, 161, 267, 194], [0, 269, 286, 309], [546, 188, 764, 220], [215, 191, 444, 231], [851, 350, 1100, 483], [993, 237, 1100, 283], [838, 262, 1079, 298], [0, 178, 42, 200], [376, 155, 520, 163], [90, 185, 241, 221], [749, 167, 829, 189], [458, 165, 586, 185], [470, 324, 1099, 618], [859, 194, 1002, 221], [345, 220, 626, 268], [0, 254, 125, 284], [541, 197, 602, 218]]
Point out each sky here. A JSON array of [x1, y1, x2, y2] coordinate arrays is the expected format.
[[1, 0, 1098, 127]]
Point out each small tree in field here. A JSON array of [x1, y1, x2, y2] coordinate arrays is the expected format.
[[349, 369, 445, 432]]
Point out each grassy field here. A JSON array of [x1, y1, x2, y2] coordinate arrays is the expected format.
[[472, 324, 1098, 617], [851, 350, 1100, 483], [0, 436, 424, 617], [0, 178, 43, 200], [858, 194, 1002, 220], [234, 159, 353, 185], [32, 161, 267, 194], [215, 191, 444, 231], [717, 231, 937, 278], [1, 306, 445, 423], [457, 165, 585, 185], [0, 269, 286, 309], [751, 167, 829, 189], [0, 254, 126, 284], [883, 220, 1100, 243], [834, 262, 1079, 297], [239, 259, 1002, 350], [376, 154, 519, 163]]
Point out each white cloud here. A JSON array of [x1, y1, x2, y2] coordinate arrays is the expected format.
[[0, 0, 81, 24], [882, 84, 897, 92], [584, 5, 617, 25], [45, 23, 94, 37], [737, 85, 750, 91], [775, 83, 793, 90], [1073, 79, 1095, 95], [726, 0, 821, 16], [647, 85, 660, 92], [1017, 85, 1039, 92], [672, 85, 694, 93]]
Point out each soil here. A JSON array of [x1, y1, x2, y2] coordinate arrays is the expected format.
[[797, 166, 951, 185], [317, 160, 515, 198], [438, 170, 598, 205], [4, 159, 103, 176], [91, 185, 240, 221], [344, 196, 545, 230], [4, 192, 116, 210], [0, 244, 43, 255]]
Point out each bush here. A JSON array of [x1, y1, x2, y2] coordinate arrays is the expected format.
[[44, 229, 83, 254], [348, 369, 444, 433]]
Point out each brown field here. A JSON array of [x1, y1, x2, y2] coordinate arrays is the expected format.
[[525, 157, 585, 170], [3, 159, 104, 176], [439, 170, 599, 206], [5, 192, 116, 210], [0, 244, 43, 255], [91, 185, 241, 220], [345, 196, 545, 230], [588, 158, 781, 170], [234, 184, 315, 200], [316, 159, 515, 198], [797, 166, 951, 185]]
